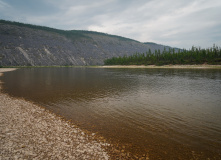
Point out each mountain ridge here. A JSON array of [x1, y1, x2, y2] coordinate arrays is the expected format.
[[0, 20, 175, 66]]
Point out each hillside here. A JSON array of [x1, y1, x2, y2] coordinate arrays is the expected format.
[[0, 20, 173, 66]]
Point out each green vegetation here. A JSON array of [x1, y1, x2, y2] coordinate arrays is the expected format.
[[104, 45, 221, 65], [0, 19, 136, 42]]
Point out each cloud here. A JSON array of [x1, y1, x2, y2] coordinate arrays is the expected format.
[[0, 0, 13, 19], [0, 0, 221, 49], [0, 0, 10, 8]]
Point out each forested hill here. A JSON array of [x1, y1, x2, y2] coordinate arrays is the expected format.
[[0, 20, 175, 66]]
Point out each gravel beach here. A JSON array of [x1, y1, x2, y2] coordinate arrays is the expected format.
[[0, 68, 150, 160], [0, 68, 110, 160]]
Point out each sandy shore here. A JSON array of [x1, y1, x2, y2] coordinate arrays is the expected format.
[[99, 64, 221, 69], [0, 68, 112, 159]]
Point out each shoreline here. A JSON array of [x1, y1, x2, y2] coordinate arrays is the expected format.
[[0, 68, 112, 159], [0, 68, 148, 159], [1, 64, 221, 69], [99, 64, 221, 69]]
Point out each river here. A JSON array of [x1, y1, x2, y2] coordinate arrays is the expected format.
[[1, 67, 221, 159]]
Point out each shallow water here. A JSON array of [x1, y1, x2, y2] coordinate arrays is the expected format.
[[2, 67, 221, 159]]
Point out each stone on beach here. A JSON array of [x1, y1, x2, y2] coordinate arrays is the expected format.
[[0, 68, 109, 159]]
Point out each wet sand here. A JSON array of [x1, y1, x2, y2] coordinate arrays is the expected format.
[[0, 68, 112, 159]]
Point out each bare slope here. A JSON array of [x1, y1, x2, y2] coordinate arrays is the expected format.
[[0, 20, 171, 66]]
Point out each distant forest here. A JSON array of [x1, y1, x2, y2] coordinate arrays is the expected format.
[[104, 45, 221, 65]]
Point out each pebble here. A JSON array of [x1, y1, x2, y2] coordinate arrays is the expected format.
[[0, 69, 150, 160], [0, 69, 110, 160]]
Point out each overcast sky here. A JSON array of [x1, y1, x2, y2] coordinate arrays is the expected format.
[[0, 0, 221, 49]]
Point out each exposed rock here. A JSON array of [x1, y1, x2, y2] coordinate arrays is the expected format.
[[0, 20, 173, 66]]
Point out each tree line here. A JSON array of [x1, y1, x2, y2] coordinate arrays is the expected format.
[[104, 45, 221, 65]]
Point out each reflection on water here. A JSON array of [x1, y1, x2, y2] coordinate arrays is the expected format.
[[1, 67, 221, 159]]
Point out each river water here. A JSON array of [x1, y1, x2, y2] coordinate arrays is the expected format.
[[1, 67, 221, 159]]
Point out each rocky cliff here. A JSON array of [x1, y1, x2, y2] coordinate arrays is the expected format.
[[0, 20, 173, 66]]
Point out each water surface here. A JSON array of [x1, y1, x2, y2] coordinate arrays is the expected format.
[[2, 67, 221, 159]]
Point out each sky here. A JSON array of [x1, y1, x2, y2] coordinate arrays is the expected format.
[[0, 0, 221, 49]]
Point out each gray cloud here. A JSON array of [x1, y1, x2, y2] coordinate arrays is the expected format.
[[0, 0, 221, 49]]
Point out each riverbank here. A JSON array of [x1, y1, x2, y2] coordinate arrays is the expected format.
[[0, 68, 110, 159], [1, 64, 221, 69], [100, 64, 221, 69], [0, 68, 149, 160]]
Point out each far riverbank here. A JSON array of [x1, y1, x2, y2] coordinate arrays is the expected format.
[[2, 64, 221, 69], [99, 64, 221, 69]]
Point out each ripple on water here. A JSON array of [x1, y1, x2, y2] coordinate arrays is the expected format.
[[1, 68, 221, 159]]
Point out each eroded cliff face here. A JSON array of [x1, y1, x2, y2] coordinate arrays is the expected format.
[[0, 22, 168, 66]]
